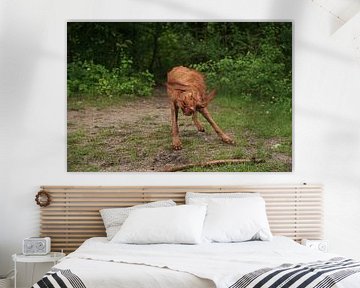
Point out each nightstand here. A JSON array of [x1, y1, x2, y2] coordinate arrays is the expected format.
[[301, 239, 328, 252], [12, 252, 65, 288]]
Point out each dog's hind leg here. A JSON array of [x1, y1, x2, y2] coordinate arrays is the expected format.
[[171, 102, 182, 150], [192, 112, 205, 132], [199, 107, 234, 144]]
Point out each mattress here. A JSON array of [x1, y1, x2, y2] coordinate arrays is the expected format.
[[34, 236, 360, 288]]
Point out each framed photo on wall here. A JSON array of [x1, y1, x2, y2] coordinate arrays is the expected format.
[[67, 22, 292, 172]]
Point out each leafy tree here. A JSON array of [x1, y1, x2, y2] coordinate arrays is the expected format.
[[67, 22, 292, 102]]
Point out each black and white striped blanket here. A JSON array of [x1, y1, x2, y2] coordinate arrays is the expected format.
[[32, 268, 86, 288], [32, 258, 360, 288], [229, 257, 360, 288]]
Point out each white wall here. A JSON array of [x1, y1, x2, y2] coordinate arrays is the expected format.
[[1, 0, 360, 285]]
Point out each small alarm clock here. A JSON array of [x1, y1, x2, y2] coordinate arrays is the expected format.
[[23, 237, 51, 255]]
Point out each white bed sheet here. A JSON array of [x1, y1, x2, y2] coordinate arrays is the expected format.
[[54, 236, 360, 288], [56, 258, 214, 288]]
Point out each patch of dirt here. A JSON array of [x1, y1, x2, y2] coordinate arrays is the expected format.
[[242, 130, 259, 156], [264, 137, 292, 168], [152, 150, 189, 170], [67, 93, 170, 133], [272, 153, 292, 165]]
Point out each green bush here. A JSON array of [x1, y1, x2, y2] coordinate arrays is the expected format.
[[191, 45, 291, 105], [67, 59, 155, 97]]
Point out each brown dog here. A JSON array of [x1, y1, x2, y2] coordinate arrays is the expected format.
[[167, 66, 234, 150]]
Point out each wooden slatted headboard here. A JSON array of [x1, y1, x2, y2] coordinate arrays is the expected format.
[[39, 184, 323, 253]]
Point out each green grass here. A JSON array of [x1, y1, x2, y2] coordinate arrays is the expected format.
[[67, 92, 292, 172], [186, 162, 290, 172]]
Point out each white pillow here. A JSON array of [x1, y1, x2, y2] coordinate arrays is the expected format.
[[111, 205, 207, 244], [202, 197, 272, 243], [186, 192, 259, 204], [100, 200, 176, 240]]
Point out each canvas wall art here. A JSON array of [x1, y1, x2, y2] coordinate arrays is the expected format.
[[67, 22, 292, 172]]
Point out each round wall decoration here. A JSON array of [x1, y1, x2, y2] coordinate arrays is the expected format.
[[35, 190, 51, 207]]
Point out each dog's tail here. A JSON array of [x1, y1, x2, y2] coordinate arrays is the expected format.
[[205, 89, 217, 104]]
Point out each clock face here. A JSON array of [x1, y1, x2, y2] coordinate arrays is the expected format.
[[26, 242, 33, 249], [36, 241, 45, 250]]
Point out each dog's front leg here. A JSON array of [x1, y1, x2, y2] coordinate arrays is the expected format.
[[199, 107, 234, 144], [192, 112, 205, 132], [171, 102, 182, 150]]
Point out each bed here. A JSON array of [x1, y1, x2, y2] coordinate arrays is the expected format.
[[33, 185, 360, 288]]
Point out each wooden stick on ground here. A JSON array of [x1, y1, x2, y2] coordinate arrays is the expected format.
[[162, 158, 264, 172]]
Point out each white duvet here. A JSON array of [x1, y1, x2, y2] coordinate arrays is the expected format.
[[53, 237, 360, 288]]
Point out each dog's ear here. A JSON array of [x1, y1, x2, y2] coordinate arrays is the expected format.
[[167, 82, 188, 92], [205, 89, 217, 104]]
